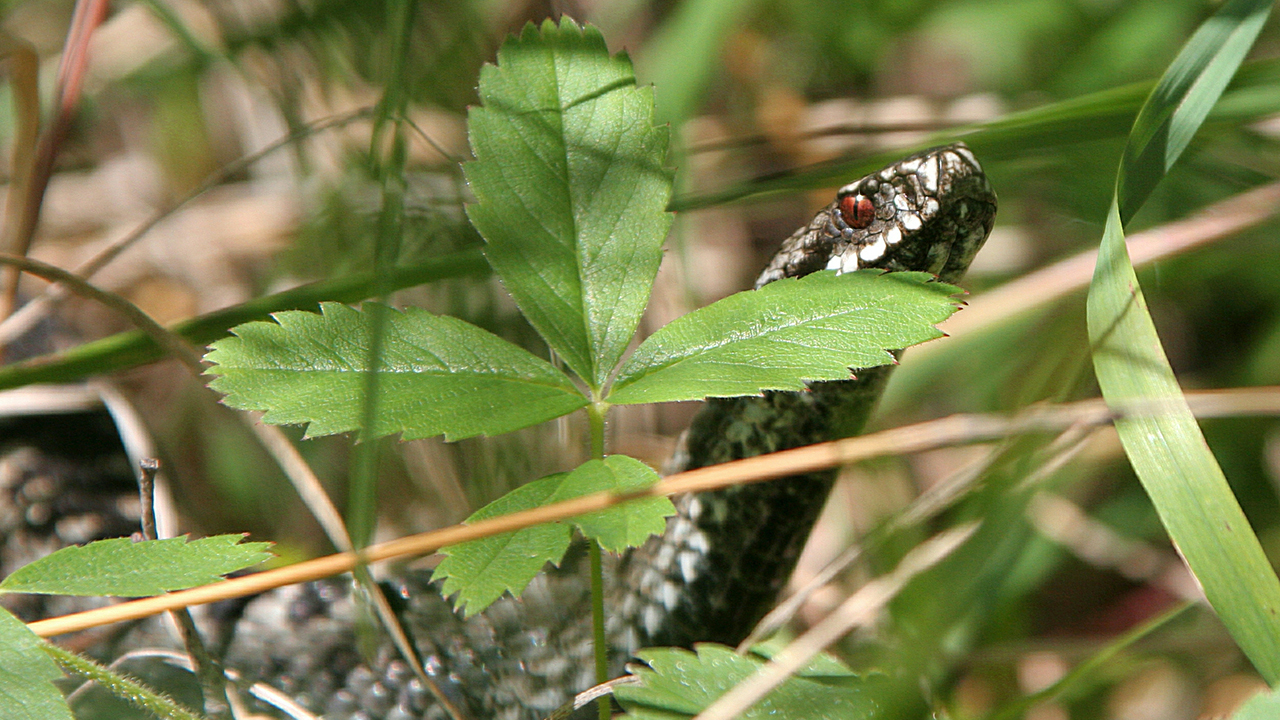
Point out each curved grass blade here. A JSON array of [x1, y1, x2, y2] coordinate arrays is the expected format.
[[670, 56, 1280, 212], [465, 18, 673, 390], [0, 248, 488, 391], [1085, 0, 1280, 684]]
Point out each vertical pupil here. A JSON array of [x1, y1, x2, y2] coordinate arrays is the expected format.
[[840, 196, 874, 229]]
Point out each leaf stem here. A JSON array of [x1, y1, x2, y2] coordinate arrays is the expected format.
[[588, 401, 608, 460], [589, 540, 609, 718], [586, 400, 610, 718], [44, 642, 204, 720]]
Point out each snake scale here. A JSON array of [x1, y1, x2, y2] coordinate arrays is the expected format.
[[0, 143, 995, 719]]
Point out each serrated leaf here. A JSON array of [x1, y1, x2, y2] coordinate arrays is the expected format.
[[205, 302, 588, 441], [616, 643, 879, 719], [432, 477, 575, 617], [0, 535, 271, 597], [0, 608, 74, 720], [608, 270, 961, 405], [433, 456, 672, 615], [559, 455, 672, 553], [465, 17, 673, 390]]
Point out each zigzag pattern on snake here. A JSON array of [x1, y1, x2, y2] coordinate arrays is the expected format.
[[0, 143, 996, 720]]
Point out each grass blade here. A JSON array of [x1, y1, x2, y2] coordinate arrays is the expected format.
[[1086, 0, 1280, 683]]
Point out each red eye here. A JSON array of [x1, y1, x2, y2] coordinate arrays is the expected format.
[[839, 195, 875, 229]]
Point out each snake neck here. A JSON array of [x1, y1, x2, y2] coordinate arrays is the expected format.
[[617, 368, 893, 649], [617, 142, 997, 651]]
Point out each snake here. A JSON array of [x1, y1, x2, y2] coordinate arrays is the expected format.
[[0, 143, 995, 720]]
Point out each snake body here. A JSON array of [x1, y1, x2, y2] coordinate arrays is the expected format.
[[1, 144, 995, 720]]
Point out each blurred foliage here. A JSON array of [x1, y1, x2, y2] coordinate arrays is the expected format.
[[3, 0, 1280, 717]]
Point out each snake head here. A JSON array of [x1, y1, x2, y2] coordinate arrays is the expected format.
[[756, 142, 998, 288]]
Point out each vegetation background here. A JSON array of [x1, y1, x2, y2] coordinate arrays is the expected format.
[[4, 0, 1280, 718]]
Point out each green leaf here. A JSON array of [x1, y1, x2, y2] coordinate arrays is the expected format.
[[616, 643, 879, 719], [432, 477, 575, 617], [433, 455, 673, 615], [205, 302, 588, 441], [557, 455, 672, 553], [464, 17, 673, 390], [1085, 0, 1280, 684], [0, 535, 271, 597], [608, 270, 961, 405], [0, 608, 74, 720]]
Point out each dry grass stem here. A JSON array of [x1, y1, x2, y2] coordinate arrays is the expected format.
[[28, 386, 1280, 638]]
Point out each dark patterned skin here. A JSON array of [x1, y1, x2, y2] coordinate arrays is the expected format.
[[616, 143, 997, 653], [6, 144, 996, 720]]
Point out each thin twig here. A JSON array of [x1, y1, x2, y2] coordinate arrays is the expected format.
[[740, 438, 1005, 649], [26, 386, 1280, 639], [742, 419, 1100, 650], [137, 457, 231, 719]]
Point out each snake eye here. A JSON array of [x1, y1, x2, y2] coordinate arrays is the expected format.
[[839, 195, 875, 229]]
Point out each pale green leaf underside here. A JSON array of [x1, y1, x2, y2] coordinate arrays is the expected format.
[[1086, 0, 1280, 684], [205, 302, 587, 441], [609, 271, 962, 405], [0, 535, 271, 597], [0, 609, 71, 720], [465, 17, 673, 389], [433, 455, 671, 616], [616, 644, 877, 719], [1231, 687, 1280, 720]]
